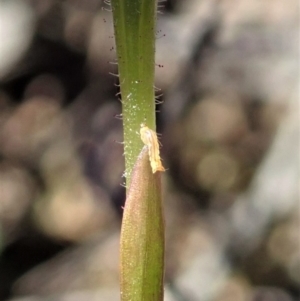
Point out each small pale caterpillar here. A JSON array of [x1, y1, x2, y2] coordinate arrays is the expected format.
[[140, 123, 165, 174]]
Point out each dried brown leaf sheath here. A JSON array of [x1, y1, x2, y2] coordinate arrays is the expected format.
[[120, 146, 165, 301]]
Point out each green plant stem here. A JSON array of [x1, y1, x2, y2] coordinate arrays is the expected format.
[[111, 0, 157, 186]]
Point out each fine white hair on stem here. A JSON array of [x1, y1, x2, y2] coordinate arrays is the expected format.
[[109, 72, 120, 78], [114, 140, 125, 145], [114, 113, 123, 120]]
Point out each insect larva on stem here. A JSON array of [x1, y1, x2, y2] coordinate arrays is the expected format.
[[140, 123, 165, 174]]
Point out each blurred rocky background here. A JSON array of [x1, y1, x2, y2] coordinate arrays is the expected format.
[[0, 0, 298, 301]]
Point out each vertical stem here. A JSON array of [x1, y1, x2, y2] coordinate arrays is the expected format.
[[111, 0, 157, 187]]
